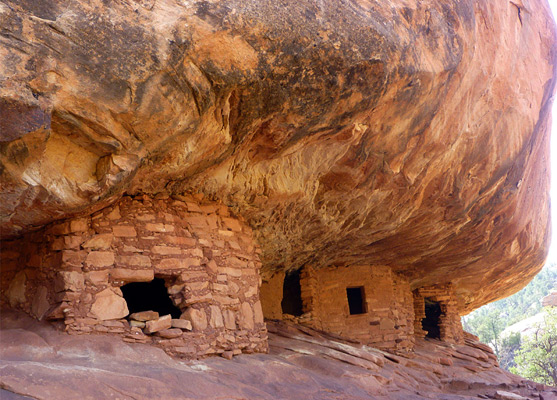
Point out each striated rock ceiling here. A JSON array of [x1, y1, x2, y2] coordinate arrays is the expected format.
[[1, 0, 556, 312]]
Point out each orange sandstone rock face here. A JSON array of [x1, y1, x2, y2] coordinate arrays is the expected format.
[[0, 0, 556, 313]]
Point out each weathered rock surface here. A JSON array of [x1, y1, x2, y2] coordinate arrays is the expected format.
[[0, 0, 556, 312], [2, 307, 556, 400]]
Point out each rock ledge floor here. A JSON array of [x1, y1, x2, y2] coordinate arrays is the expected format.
[[1, 307, 556, 399]]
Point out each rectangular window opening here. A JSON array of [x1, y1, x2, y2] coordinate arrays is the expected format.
[[346, 286, 367, 315]]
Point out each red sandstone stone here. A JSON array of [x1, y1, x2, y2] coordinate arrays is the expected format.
[[209, 306, 224, 328], [70, 219, 88, 233], [157, 328, 183, 339], [145, 223, 174, 233], [152, 245, 182, 255], [117, 255, 152, 268], [164, 236, 197, 246], [86, 251, 115, 268], [221, 218, 242, 232], [144, 315, 172, 334], [111, 268, 154, 282], [171, 319, 192, 330], [112, 225, 137, 237], [130, 311, 159, 321], [239, 303, 255, 330], [82, 234, 113, 250], [55, 271, 85, 292], [64, 235, 83, 249], [106, 207, 121, 220], [90, 288, 129, 321], [180, 308, 207, 331], [158, 258, 200, 270]]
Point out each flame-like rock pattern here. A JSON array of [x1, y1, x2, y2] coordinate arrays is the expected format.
[[1, 0, 555, 312]]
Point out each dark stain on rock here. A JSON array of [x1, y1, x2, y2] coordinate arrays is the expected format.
[[0, 99, 50, 142]]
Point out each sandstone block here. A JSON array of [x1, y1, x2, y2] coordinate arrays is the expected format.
[[146, 223, 174, 232], [200, 204, 218, 214], [184, 215, 208, 228], [223, 309, 237, 330], [220, 267, 242, 277], [82, 234, 113, 250], [86, 251, 115, 267], [136, 214, 155, 221], [171, 319, 192, 330], [221, 217, 242, 232], [86, 270, 109, 285], [55, 271, 85, 292], [221, 350, 234, 360], [111, 268, 154, 282], [64, 235, 83, 249], [156, 328, 183, 339], [158, 258, 200, 270], [253, 300, 264, 324], [70, 218, 89, 232], [50, 222, 71, 236], [152, 245, 182, 255], [184, 293, 212, 305], [123, 245, 143, 253], [206, 259, 218, 274], [129, 311, 159, 321], [209, 305, 224, 328], [107, 207, 121, 220], [239, 302, 254, 330], [164, 236, 197, 246], [180, 308, 207, 331], [130, 320, 146, 328], [90, 288, 129, 320], [113, 225, 137, 237], [183, 201, 201, 212], [117, 255, 152, 268], [183, 248, 204, 258], [144, 314, 172, 334], [61, 250, 85, 267]]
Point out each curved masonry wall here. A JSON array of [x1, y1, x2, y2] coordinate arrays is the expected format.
[[1, 194, 267, 358]]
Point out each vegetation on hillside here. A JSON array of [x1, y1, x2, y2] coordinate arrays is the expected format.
[[510, 309, 557, 386], [462, 266, 557, 383]]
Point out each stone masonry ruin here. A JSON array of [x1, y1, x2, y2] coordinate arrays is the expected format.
[[260, 265, 464, 352], [1, 194, 267, 358], [1, 190, 466, 358]]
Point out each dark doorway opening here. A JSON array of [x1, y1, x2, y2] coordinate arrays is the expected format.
[[346, 287, 367, 315], [121, 278, 181, 319], [281, 269, 303, 316], [422, 298, 442, 339]]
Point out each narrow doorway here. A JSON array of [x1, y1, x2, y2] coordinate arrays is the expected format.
[[422, 298, 442, 339], [281, 269, 303, 316], [121, 278, 181, 318]]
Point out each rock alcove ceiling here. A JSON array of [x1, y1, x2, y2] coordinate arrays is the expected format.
[[1, 0, 556, 314]]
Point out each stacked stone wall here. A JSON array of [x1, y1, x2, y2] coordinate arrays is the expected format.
[[283, 265, 416, 351], [0, 194, 268, 358], [413, 283, 463, 344]]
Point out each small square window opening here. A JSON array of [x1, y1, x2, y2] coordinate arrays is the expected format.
[[346, 286, 367, 315]]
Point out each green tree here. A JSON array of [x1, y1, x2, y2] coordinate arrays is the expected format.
[[511, 308, 557, 386], [499, 332, 521, 370]]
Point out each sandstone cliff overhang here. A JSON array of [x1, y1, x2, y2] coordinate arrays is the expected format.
[[1, 0, 556, 313]]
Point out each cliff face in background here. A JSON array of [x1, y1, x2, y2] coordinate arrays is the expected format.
[[1, 0, 556, 313]]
